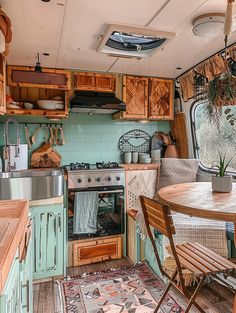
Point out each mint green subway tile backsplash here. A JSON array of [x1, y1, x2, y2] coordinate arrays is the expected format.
[[0, 114, 170, 165]]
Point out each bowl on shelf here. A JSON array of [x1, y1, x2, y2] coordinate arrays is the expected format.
[[37, 100, 64, 110], [24, 102, 34, 109]]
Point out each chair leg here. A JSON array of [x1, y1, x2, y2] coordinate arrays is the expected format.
[[154, 270, 178, 313], [185, 277, 205, 313], [154, 281, 172, 313]]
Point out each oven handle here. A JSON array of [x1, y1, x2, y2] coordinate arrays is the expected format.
[[98, 189, 123, 194], [69, 189, 124, 195]]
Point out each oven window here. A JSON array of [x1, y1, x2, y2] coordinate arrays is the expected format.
[[68, 191, 124, 240], [191, 100, 236, 174]]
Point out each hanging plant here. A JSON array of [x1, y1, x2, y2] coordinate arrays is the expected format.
[[207, 71, 236, 108]]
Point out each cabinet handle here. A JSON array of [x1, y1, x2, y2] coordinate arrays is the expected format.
[[58, 214, 61, 232], [22, 280, 30, 312]]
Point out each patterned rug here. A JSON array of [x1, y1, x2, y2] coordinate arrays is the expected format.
[[59, 263, 184, 313]]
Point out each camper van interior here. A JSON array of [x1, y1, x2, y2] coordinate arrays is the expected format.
[[1, 0, 236, 312]]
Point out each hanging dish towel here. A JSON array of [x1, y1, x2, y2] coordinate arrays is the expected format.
[[73, 191, 99, 234]]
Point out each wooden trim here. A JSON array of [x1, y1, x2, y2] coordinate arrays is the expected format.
[[7, 66, 71, 90]]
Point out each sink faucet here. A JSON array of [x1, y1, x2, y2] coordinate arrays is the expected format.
[[3, 118, 20, 172]]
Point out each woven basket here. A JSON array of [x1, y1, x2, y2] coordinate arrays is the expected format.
[[163, 257, 198, 287]]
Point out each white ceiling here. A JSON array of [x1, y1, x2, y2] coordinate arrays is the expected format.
[[2, 0, 236, 78]]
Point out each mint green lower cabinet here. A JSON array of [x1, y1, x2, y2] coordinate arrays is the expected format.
[[145, 233, 164, 277], [30, 203, 66, 280], [20, 238, 33, 313], [0, 253, 20, 313]]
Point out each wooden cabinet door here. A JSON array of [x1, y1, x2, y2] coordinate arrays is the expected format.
[[123, 75, 148, 119], [95, 74, 116, 92], [73, 236, 122, 266], [75, 72, 116, 92], [75, 72, 96, 90], [149, 78, 174, 120], [30, 204, 65, 280]]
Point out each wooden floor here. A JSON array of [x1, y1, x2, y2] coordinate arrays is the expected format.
[[33, 258, 235, 313]]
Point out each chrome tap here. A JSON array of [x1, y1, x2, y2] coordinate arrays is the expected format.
[[3, 118, 20, 172]]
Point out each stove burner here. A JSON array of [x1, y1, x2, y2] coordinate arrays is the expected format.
[[96, 162, 119, 169], [70, 162, 90, 170]]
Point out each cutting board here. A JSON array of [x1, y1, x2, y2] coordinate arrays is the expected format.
[[31, 143, 61, 168]]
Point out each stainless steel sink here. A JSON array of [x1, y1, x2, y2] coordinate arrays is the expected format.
[[0, 169, 64, 200]]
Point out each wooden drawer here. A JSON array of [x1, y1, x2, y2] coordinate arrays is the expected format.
[[72, 236, 122, 266]]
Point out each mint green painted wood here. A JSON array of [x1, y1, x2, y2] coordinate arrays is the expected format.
[[30, 203, 65, 280], [20, 237, 33, 313], [0, 253, 20, 313], [144, 233, 164, 277]]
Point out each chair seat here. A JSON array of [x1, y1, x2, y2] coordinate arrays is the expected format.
[[166, 242, 236, 276]]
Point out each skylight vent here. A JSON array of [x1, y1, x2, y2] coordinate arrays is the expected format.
[[97, 24, 175, 58]]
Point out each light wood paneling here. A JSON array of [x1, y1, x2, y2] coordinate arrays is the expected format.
[[123, 75, 148, 119], [171, 112, 189, 158], [149, 77, 174, 120]]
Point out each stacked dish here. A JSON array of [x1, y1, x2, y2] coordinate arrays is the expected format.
[[37, 100, 64, 110], [139, 153, 151, 164]]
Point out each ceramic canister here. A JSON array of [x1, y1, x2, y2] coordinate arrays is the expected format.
[[124, 152, 132, 164], [132, 152, 138, 163]]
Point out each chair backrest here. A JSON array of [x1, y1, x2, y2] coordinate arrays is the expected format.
[[140, 195, 175, 237], [140, 195, 185, 286]]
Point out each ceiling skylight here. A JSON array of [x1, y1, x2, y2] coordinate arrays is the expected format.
[[97, 24, 175, 58]]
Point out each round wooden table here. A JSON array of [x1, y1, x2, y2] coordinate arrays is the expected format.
[[157, 182, 236, 241]]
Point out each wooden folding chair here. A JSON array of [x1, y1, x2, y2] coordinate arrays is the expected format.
[[140, 195, 236, 313]]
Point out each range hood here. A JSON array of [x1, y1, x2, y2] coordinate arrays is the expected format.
[[70, 91, 126, 115]]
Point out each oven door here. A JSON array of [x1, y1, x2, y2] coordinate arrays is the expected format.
[[68, 186, 125, 240]]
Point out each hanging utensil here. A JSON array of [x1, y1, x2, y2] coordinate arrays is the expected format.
[[31, 125, 41, 145], [24, 124, 32, 149], [59, 124, 65, 146], [49, 125, 54, 145], [54, 125, 60, 146]]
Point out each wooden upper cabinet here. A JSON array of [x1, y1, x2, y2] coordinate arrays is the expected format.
[[7, 66, 71, 90], [75, 72, 116, 92], [123, 75, 148, 119], [149, 78, 174, 120]]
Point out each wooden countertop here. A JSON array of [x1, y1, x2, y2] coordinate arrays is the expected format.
[[120, 163, 160, 171], [0, 200, 29, 293]]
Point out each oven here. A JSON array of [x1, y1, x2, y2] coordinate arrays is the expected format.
[[67, 165, 125, 241]]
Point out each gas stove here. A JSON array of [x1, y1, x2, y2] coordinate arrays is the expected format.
[[66, 162, 125, 190]]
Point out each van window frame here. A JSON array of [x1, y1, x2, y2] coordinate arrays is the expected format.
[[190, 99, 236, 177]]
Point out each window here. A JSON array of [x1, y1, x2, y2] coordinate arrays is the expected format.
[[191, 100, 236, 174]]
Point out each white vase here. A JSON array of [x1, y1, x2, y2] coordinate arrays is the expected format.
[[212, 175, 232, 193]]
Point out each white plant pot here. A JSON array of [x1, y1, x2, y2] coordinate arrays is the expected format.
[[212, 175, 232, 193]]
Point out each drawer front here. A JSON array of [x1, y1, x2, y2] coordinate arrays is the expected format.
[[73, 237, 122, 266]]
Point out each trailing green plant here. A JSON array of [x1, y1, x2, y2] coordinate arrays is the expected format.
[[212, 152, 233, 176]]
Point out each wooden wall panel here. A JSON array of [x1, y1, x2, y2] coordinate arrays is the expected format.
[[171, 112, 189, 159]]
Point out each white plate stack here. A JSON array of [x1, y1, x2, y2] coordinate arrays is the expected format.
[[151, 149, 161, 163]]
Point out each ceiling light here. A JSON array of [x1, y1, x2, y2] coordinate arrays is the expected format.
[[192, 13, 225, 38]]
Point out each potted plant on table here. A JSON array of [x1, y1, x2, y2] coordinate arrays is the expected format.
[[212, 153, 233, 193]]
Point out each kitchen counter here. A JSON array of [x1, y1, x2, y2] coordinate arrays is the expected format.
[[120, 163, 160, 171], [0, 200, 29, 293]]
